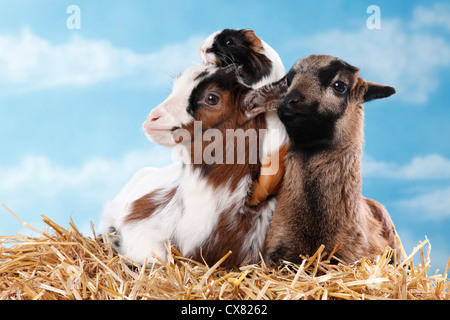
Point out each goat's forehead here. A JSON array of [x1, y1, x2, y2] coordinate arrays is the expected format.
[[172, 66, 216, 93], [289, 55, 358, 84], [292, 56, 338, 73]]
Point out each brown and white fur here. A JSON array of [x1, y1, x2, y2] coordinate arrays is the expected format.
[[200, 29, 289, 205], [99, 65, 286, 267], [263, 55, 398, 265]]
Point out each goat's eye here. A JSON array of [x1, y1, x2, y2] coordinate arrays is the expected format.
[[225, 38, 234, 46], [204, 93, 220, 106], [333, 81, 348, 93]]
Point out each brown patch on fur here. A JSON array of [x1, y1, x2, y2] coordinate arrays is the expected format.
[[364, 197, 397, 249], [125, 188, 176, 224], [243, 29, 264, 54], [190, 200, 272, 267], [181, 74, 269, 193], [183, 111, 267, 193], [247, 143, 289, 206]]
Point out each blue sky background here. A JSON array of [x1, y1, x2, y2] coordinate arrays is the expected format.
[[0, 0, 449, 272]]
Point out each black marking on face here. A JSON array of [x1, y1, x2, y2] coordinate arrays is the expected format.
[[318, 60, 359, 87], [194, 70, 209, 81], [318, 60, 343, 87], [278, 96, 339, 152], [285, 69, 297, 88], [187, 68, 240, 119]]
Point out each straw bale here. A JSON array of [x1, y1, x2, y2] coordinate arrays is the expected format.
[[0, 206, 448, 300]]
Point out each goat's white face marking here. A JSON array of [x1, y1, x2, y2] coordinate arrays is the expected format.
[[143, 65, 214, 147]]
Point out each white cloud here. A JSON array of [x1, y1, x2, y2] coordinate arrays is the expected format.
[[363, 153, 450, 219], [396, 186, 450, 220], [0, 28, 204, 233], [0, 28, 204, 92], [0, 142, 182, 236], [363, 154, 450, 180], [292, 15, 450, 103], [0, 146, 174, 203], [0, 146, 177, 235], [411, 2, 450, 31]]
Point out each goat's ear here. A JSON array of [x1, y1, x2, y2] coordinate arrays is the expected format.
[[363, 81, 396, 102], [243, 77, 287, 118]]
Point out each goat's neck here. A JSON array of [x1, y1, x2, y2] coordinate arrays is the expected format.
[[191, 158, 260, 193], [186, 114, 286, 194], [291, 142, 363, 220]]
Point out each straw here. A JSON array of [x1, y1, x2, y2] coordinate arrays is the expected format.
[[0, 209, 448, 300]]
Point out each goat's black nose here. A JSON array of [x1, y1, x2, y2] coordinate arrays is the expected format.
[[288, 97, 300, 105], [285, 90, 305, 107]]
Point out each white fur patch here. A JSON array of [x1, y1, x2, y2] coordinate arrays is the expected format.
[[261, 111, 289, 163], [174, 170, 251, 256], [98, 162, 183, 237], [143, 65, 217, 147], [99, 164, 254, 264], [241, 197, 277, 259], [251, 39, 286, 89]]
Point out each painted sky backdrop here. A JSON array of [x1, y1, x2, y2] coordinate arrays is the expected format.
[[0, 0, 449, 271]]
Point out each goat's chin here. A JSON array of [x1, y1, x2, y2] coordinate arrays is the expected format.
[[145, 130, 176, 147]]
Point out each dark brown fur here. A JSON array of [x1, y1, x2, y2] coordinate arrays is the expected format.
[[191, 200, 273, 266], [180, 75, 266, 192], [264, 55, 397, 264], [125, 188, 177, 223]]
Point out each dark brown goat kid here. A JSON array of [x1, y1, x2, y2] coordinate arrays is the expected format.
[[263, 54, 398, 264]]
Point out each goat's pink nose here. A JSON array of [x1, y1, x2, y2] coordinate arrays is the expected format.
[[148, 109, 163, 122], [149, 115, 160, 122]]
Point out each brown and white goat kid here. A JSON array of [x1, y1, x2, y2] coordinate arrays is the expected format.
[[99, 65, 286, 267], [200, 29, 289, 205], [263, 55, 398, 265]]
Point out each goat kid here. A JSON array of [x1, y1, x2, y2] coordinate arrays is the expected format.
[[263, 55, 398, 265], [99, 65, 287, 267], [200, 28, 289, 205]]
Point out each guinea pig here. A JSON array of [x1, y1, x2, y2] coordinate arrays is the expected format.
[[200, 29, 286, 89]]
